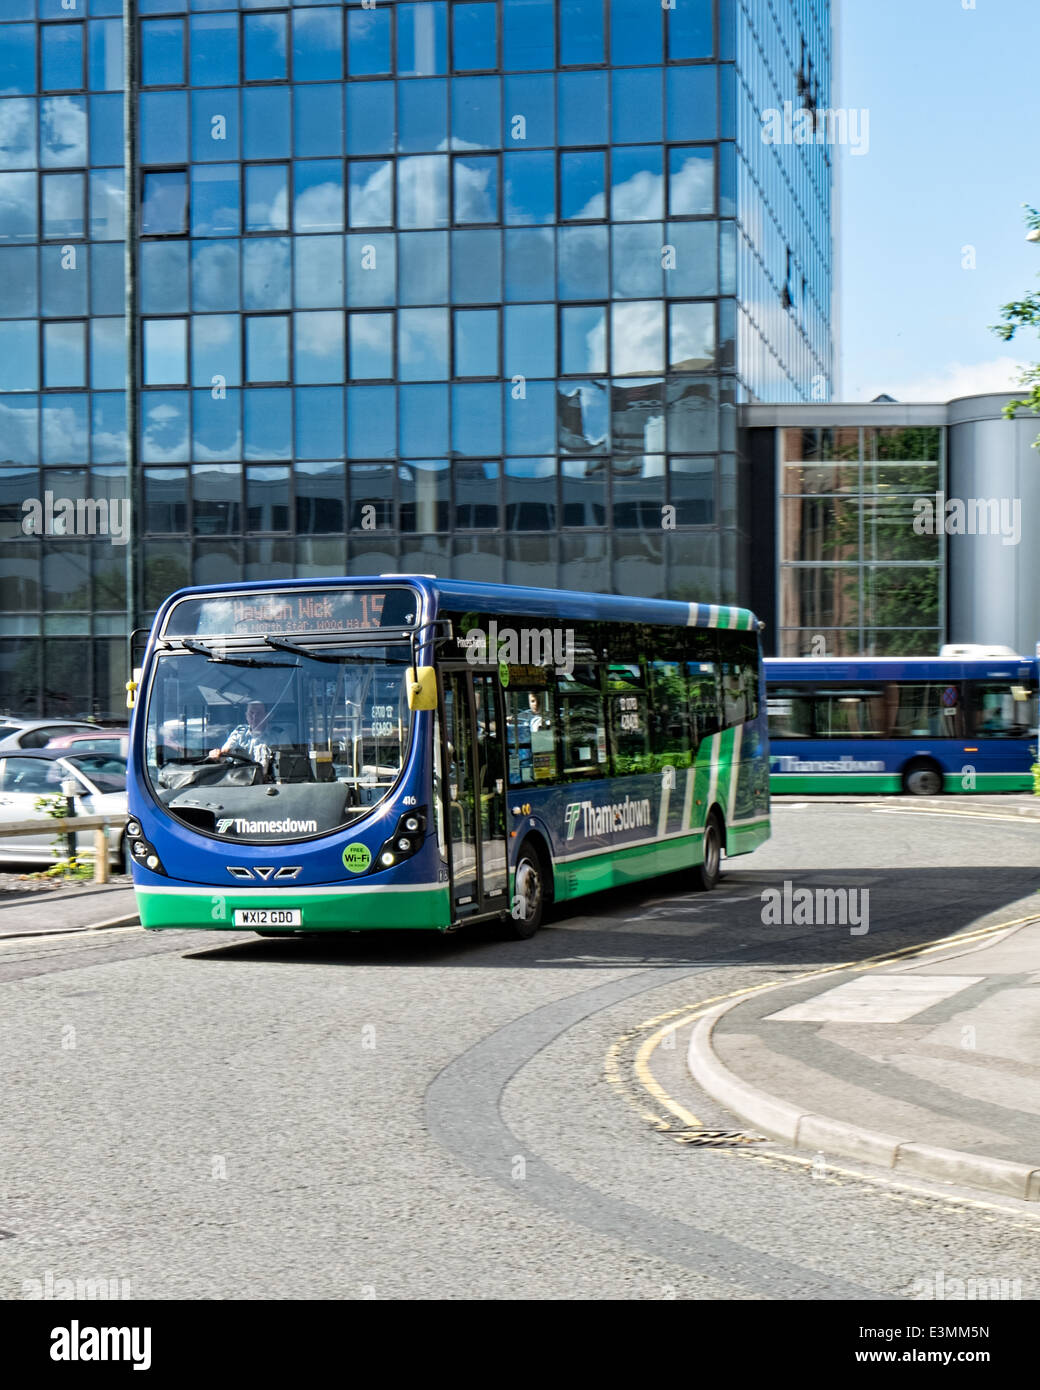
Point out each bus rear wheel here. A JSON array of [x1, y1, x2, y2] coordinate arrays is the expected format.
[[694, 812, 723, 891], [902, 760, 943, 796], [506, 847, 544, 939]]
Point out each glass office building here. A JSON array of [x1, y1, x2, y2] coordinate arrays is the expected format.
[[0, 0, 834, 718]]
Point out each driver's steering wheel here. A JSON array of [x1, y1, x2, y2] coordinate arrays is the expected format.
[[220, 749, 262, 767]]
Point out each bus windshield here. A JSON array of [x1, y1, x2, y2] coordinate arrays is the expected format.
[[143, 642, 413, 843]]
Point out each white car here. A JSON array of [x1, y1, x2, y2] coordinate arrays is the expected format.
[[0, 719, 101, 753], [0, 750, 127, 867]]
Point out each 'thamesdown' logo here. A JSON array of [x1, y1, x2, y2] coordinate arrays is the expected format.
[[216, 817, 318, 835], [564, 797, 652, 841]]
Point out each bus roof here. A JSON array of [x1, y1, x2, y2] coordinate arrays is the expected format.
[[154, 575, 761, 634], [766, 656, 1036, 681]]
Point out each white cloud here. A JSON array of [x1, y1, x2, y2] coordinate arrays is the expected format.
[[856, 357, 1028, 403], [609, 169, 663, 222]]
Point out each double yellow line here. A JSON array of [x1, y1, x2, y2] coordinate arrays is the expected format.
[[606, 910, 1040, 1134]]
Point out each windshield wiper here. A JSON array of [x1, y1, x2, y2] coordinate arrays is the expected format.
[[263, 635, 407, 665], [180, 639, 295, 669]]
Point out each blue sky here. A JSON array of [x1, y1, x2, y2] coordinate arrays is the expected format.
[[836, 0, 1040, 400]]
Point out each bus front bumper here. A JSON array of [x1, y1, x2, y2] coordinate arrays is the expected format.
[[134, 882, 452, 931]]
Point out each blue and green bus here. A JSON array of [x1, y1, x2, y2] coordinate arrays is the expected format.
[[766, 654, 1039, 796], [126, 577, 770, 938]]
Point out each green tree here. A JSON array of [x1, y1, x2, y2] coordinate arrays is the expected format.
[[992, 204, 1040, 443]]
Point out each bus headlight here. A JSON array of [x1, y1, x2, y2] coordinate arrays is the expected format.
[[127, 825, 166, 876], [370, 808, 427, 874]]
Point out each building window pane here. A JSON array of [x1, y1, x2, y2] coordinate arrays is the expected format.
[[398, 155, 449, 229], [667, 66, 716, 142], [612, 222, 663, 299], [346, 230, 394, 306], [0, 321, 38, 391], [398, 230, 448, 305], [295, 459, 344, 532], [141, 19, 184, 87], [90, 316, 124, 389], [89, 168, 123, 240], [141, 169, 187, 236], [243, 86, 289, 159], [190, 14, 238, 89], [294, 84, 343, 157], [612, 67, 662, 144], [191, 313, 240, 389], [0, 25, 36, 97], [453, 154, 498, 224], [346, 81, 394, 155], [292, 8, 343, 83], [503, 0, 553, 70], [347, 5, 392, 76], [244, 13, 287, 83], [0, 100, 36, 171], [398, 307, 448, 381], [244, 163, 288, 232], [611, 146, 663, 221], [349, 312, 393, 380], [294, 310, 344, 384], [43, 321, 86, 388], [503, 150, 554, 224], [668, 0, 713, 60], [139, 91, 186, 165], [191, 239, 240, 312], [561, 304, 606, 375], [670, 457, 714, 525], [612, 302, 663, 375], [190, 164, 240, 237], [398, 78, 447, 154], [558, 224, 608, 300], [294, 234, 344, 308], [398, 458, 449, 532], [143, 318, 187, 385], [348, 159, 393, 228], [42, 23, 84, 92], [558, 71, 607, 145], [560, 150, 605, 221], [503, 303, 555, 379], [669, 146, 714, 216], [42, 172, 84, 239], [453, 308, 498, 378], [242, 237, 290, 309], [669, 301, 715, 371], [397, 1, 448, 76], [560, 0, 604, 66], [293, 158, 343, 233], [399, 383, 448, 455], [245, 314, 288, 383], [347, 384, 396, 459], [454, 3, 497, 71], [451, 74, 499, 150]]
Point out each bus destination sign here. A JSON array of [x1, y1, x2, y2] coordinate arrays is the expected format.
[[163, 588, 418, 638]]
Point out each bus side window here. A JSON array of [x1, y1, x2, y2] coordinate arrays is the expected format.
[[685, 630, 721, 749], [505, 687, 558, 785], [605, 663, 652, 777], [556, 665, 607, 776], [648, 660, 691, 767], [718, 631, 759, 729], [970, 683, 1031, 739]]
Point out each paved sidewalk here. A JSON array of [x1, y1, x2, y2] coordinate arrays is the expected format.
[[0, 881, 138, 938], [688, 899, 1040, 1200]]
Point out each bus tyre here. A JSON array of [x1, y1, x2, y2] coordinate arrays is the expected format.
[[694, 813, 723, 891], [508, 848, 544, 939], [903, 761, 943, 796]]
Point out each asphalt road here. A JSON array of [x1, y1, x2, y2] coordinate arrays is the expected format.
[[1, 802, 1038, 1301]]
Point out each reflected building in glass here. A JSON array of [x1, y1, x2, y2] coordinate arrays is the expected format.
[[0, 0, 834, 717]]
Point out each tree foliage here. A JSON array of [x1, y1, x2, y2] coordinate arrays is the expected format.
[[992, 204, 1040, 442]]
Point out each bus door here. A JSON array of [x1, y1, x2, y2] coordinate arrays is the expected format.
[[439, 668, 509, 918]]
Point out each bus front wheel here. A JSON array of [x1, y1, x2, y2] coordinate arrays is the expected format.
[[902, 760, 943, 796], [507, 847, 545, 939], [694, 813, 723, 891]]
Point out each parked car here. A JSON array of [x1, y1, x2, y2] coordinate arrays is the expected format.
[[0, 719, 101, 752], [47, 729, 130, 758], [0, 749, 127, 867]]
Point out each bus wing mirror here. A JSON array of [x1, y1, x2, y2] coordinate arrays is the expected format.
[[407, 666, 438, 711]]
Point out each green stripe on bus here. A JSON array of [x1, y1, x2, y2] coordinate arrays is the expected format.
[[136, 885, 453, 931], [553, 833, 703, 901], [771, 773, 1033, 795]]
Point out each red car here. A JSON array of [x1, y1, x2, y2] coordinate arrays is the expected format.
[[47, 729, 130, 758]]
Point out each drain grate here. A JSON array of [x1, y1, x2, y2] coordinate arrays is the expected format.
[[670, 1128, 767, 1147]]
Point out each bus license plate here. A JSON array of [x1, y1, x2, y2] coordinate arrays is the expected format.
[[233, 908, 302, 927]]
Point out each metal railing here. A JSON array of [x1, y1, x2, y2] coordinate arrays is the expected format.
[[2, 815, 129, 884]]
